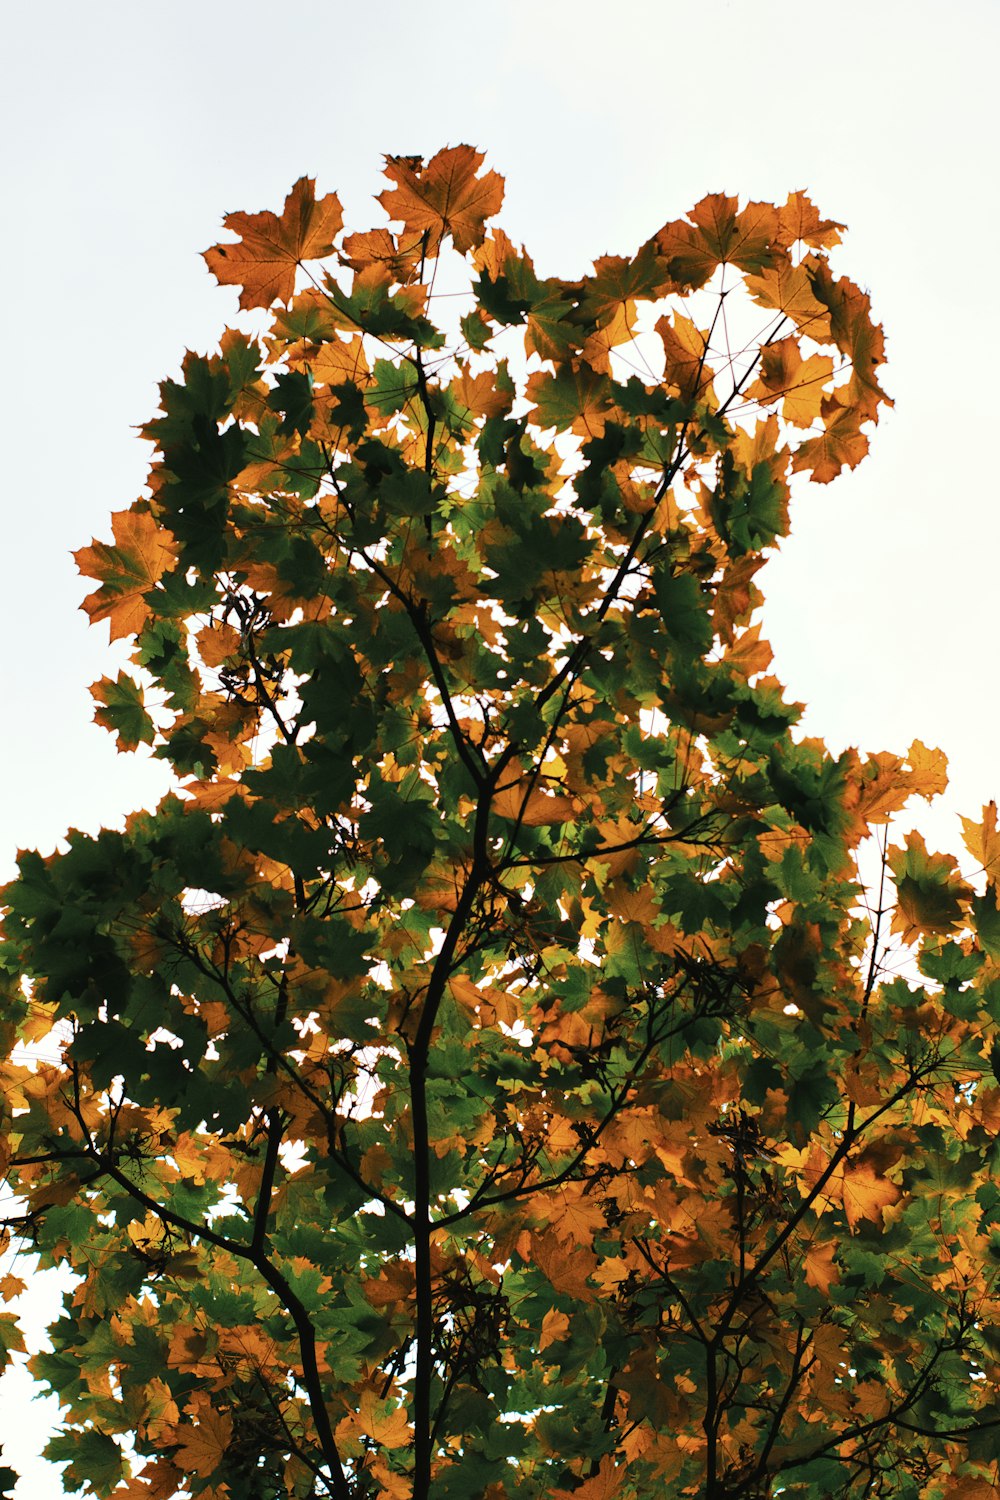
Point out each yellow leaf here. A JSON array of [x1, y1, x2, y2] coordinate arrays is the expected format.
[[748, 337, 834, 427], [906, 739, 949, 800], [961, 800, 1000, 882], [656, 311, 715, 402]]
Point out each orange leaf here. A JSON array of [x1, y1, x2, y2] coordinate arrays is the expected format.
[[745, 259, 831, 337], [553, 1457, 623, 1499], [802, 1240, 840, 1295], [748, 335, 834, 427], [204, 177, 344, 309], [790, 404, 869, 483], [776, 191, 844, 250], [654, 195, 779, 289], [195, 621, 241, 669], [336, 1390, 411, 1451], [939, 1479, 999, 1499], [524, 1231, 597, 1302], [173, 1403, 232, 1478], [309, 334, 370, 388], [492, 764, 578, 826], [723, 622, 773, 680], [378, 145, 504, 255], [74, 508, 178, 642], [538, 1308, 571, 1350], [581, 301, 637, 374], [842, 1162, 901, 1230], [656, 311, 714, 402]]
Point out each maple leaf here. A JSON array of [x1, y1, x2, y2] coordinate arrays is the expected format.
[[204, 176, 344, 309], [336, 1391, 411, 1452], [523, 1231, 598, 1302], [941, 1477, 1000, 1498], [577, 243, 665, 322], [553, 1457, 624, 1499], [525, 362, 613, 436], [890, 832, 973, 940], [790, 402, 870, 482], [745, 258, 832, 336], [378, 145, 504, 254], [74, 508, 177, 642], [748, 335, 834, 427], [492, 763, 579, 826], [776, 190, 845, 250], [841, 1161, 902, 1230], [803, 1241, 840, 1296], [656, 311, 715, 402], [0, 1315, 25, 1372], [538, 1308, 571, 1350], [90, 672, 155, 750], [961, 801, 1000, 883], [172, 1405, 233, 1479], [907, 738, 949, 799], [654, 195, 779, 288], [42, 1431, 126, 1495]]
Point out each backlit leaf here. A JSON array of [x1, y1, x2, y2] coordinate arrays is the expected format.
[[74, 509, 177, 642], [204, 176, 344, 309], [379, 145, 504, 254]]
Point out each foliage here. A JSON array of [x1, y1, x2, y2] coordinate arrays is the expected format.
[[2, 146, 999, 1500]]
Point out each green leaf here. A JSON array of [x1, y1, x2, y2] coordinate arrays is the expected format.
[[89, 672, 155, 749], [42, 1430, 125, 1497]]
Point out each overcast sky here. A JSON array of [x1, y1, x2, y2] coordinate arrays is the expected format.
[[2, 0, 998, 1492]]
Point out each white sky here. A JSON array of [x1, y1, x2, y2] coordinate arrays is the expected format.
[[2, 0, 998, 1492]]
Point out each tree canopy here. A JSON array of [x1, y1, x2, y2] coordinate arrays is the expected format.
[[3, 145, 1000, 1500]]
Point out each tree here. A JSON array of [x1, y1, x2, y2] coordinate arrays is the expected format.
[[1, 143, 999, 1500]]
